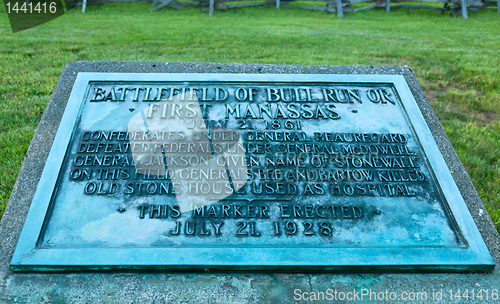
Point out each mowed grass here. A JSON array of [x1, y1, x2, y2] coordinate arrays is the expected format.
[[0, 4, 499, 230]]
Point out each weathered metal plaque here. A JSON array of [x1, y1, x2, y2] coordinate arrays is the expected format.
[[11, 73, 494, 271]]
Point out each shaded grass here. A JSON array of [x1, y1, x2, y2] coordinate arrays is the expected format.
[[0, 3, 499, 230]]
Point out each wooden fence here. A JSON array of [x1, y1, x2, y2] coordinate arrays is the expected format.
[[76, 0, 499, 18], [208, 0, 498, 17]]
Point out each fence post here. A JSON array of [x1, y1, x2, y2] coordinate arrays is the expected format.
[[337, 0, 343, 17], [386, 0, 390, 12], [276, 0, 280, 8], [461, 0, 468, 18], [209, 0, 214, 16]]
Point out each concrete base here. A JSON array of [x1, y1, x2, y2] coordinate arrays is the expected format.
[[1, 62, 499, 303]]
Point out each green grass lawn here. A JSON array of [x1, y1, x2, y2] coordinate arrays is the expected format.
[[0, 4, 499, 231]]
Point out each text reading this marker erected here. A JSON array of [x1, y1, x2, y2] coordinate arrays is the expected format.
[[10, 73, 494, 272]]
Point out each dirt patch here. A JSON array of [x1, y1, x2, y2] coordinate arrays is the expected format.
[[424, 90, 440, 103], [480, 111, 498, 124]]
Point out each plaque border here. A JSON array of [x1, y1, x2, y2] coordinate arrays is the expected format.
[[10, 73, 494, 272]]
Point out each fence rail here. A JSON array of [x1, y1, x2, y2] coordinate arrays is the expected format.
[[76, 0, 499, 18]]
